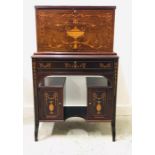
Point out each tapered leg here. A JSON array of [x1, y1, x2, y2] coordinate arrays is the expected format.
[[35, 121, 39, 141], [111, 120, 116, 142]]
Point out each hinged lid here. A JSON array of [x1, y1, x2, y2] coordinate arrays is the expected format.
[[35, 6, 116, 53]]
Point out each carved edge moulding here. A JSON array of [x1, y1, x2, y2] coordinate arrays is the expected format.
[[35, 6, 116, 55]]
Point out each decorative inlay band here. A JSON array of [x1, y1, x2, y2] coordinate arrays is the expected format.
[[99, 62, 112, 69], [114, 61, 118, 94], [39, 63, 51, 68], [64, 61, 86, 69]]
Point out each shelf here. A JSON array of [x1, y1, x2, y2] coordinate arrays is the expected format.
[[39, 77, 66, 87]]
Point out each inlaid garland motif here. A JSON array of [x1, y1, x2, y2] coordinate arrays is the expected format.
[[37, 9, 114, 51]]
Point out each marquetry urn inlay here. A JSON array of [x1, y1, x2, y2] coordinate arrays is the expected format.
[[36, 8, 115, 52]]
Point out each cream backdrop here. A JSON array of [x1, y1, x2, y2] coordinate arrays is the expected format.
[[23, 0, 131, 114]]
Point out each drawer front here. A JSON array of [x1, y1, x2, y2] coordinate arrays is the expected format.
[[38, 88, 63, 120], [36, 60, 114, 70], [87, 88, 113, 120]]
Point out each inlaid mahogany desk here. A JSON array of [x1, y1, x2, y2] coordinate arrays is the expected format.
[[32, 6, 119, 141]]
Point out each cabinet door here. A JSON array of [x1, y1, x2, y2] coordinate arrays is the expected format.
[[87, 88, 113, 120], [39, 88, 64, 120]]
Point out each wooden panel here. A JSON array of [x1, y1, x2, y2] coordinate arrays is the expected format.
[[87, 88, 113, 120], [39, 87, 64, 120], [36, 7, 115, 52], [87, 77, 113, 120], [32, 54, 118, 141], [35, 60, 114, 70]]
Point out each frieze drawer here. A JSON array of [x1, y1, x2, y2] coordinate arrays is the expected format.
[[36, 61, 114, 70]]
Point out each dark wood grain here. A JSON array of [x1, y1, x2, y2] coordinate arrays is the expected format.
[[38, 77, 66, 120], [36, 6, 115, 53], [87, 77, 113, 120], [32, 55, 118, 141], [32, 5, 118, 141], [35, 6, 116, 10]]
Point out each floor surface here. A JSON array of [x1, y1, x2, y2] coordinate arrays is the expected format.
[[23, 115, 132, 155]]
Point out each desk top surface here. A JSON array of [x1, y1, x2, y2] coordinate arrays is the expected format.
[[32, 54, 118, 59]]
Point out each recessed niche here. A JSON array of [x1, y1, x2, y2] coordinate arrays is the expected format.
[[40, 75, 109, 107]]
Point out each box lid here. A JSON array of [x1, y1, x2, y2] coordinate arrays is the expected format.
[[35, 6, 116, 53]]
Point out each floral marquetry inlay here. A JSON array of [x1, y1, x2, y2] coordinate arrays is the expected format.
[[49, 102, 54, 112], [99, 62, 113, 69], [96, 103, 102, 114], [92, 91, 106, 115], [64, 61, 86, 69], [44, 92, 58, 114], [36, 8, 115, 52], [39, 63, 51, 69]]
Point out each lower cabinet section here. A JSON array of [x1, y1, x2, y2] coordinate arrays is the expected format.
[[38, 77, 66, 120], [39, 88, 64, 120], [86, 77, 113, 120], [38, 76, 113, 121], [32, 55, 118, 141], [87, 88, 113, 120]]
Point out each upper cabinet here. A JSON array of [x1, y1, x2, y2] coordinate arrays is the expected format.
[[35, 6, 116, 53]]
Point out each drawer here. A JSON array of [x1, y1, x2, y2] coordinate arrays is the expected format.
[[36, 60, 114, 70]]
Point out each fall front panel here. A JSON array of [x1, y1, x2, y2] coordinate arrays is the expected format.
[[36, 8, 115, 52]]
